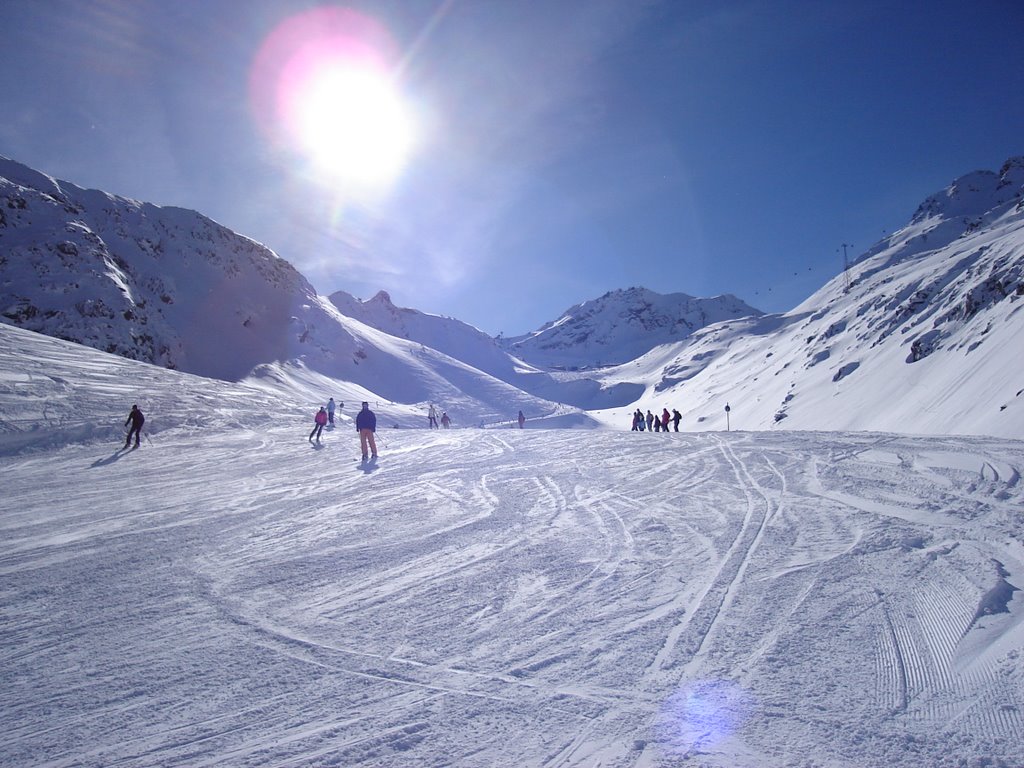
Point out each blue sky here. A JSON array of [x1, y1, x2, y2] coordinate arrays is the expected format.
[[2, 0, 1022, 336]]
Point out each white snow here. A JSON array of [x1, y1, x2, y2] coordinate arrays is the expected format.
[[2, 323, 1023, 767]]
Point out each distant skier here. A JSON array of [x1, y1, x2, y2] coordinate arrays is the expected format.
[[309, 407, 327, 442], [646, 410, 654, 432], [124, 404, 145, 449], [672, 409, 682, 432], [636, 409, 646, 431], [662, 408, 672, 434], [356, 401, 378, 460], [518, 410, 526, 429], [428, 403, 439, 429], [631, 410, 641, 431], [327, 398, 336, 425], [440, 412, 451, 429]]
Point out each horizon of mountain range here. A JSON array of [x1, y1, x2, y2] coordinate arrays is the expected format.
[[2, 153, 1022, 438]]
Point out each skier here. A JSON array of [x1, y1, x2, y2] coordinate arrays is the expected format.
[[631, 410, 641, 431], [356, 401, 378, 460], [646, 410, 654, 432], [440, 412, 451, 429], [124, 404, 145, 449], [636, 409, 646, 431], [327, 398, 336, 425], [428, 403, 439, 429], [662, 408, 672, 434], [672, 409, 682, 432], [518, 410, 526, 429], [309, 406, 328, 442]]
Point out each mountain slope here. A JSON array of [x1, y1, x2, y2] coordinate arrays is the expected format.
[[0, 156, 580, 424], [600, 157, 1024, 438], [329, 288, 648, 410]]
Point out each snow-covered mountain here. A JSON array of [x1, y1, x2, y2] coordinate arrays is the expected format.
[[0, 155, 580, 425], [0, 155, 321, 380], [599, 157, 1024, 438], [328, 288, 649, 410], [4, 152, 1023, 438], [329, 288, 534, 381], [500, 286, 763, 369]]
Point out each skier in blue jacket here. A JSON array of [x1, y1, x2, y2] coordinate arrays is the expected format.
[[356, 401, 377, 461]]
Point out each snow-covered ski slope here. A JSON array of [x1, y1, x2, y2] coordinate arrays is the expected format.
[[2, 324, 1024, 768]]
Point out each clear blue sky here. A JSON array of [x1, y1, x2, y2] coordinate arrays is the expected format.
[[2, 0, 1022, 336]]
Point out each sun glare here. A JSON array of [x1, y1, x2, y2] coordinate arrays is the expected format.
[[289, 64, 414, 187], [250, 7, 417, 192]]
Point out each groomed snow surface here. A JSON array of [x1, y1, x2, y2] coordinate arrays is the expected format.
[[2, 327, 1024, 768]]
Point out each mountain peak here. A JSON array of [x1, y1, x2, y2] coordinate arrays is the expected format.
[[911, 155, 1024, 224], [370, 290, 394, 307], [502, 287, 761, 369]]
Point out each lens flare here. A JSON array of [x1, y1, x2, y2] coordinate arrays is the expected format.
[[655, 679, 755, 755], [249, 7, 416, 191]]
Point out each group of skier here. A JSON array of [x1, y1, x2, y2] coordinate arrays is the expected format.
[[307, 398, 378, 461], [427, 403, 451, 429], [632, 407, 682, 432], [130, 398, 684, 458]]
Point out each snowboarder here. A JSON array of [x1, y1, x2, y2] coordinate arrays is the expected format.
[[672, 409, 682, 432], [662, 408, 672, 434], [356, 401, 378, 460], [440, 411, 451, 428], [518, 410, 526, 429], [327, 398, 336, 425], [428, 403, 439, 429], [309, 407, 327, 442], [124, 404, 145, 449]]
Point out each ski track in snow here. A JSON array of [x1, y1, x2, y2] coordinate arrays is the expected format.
[[2, 422, 1024, 767]]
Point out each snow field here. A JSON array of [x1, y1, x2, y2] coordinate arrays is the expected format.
[[2, 417, 1023, 767]]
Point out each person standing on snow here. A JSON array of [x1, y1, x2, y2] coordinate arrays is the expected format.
[[124, 404, 145, 449], [357, 401, 378, 460], [518, 410, 526, 429], [440, 412, 451, 428], [428, 403, 439, 429], [327, 398, 336, 425], [646, 410, 654, 432], [672, 409, 682, 432], [309, 406, 328, 442], [662, 408, 672, 434]]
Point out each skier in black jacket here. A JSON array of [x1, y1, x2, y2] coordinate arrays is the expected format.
[[124, 405, 145, 449]]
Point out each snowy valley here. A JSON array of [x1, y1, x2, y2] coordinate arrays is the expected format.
[[2, 154, 1024, 767]]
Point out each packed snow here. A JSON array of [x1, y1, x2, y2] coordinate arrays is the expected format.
[[2, 324, 1023, 767]]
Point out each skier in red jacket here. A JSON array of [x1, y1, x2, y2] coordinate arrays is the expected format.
[[309, 406, 327, 442]]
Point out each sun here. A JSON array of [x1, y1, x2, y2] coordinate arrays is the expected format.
[[288, 62, 415, 188], [249, 7, 417, 191]]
